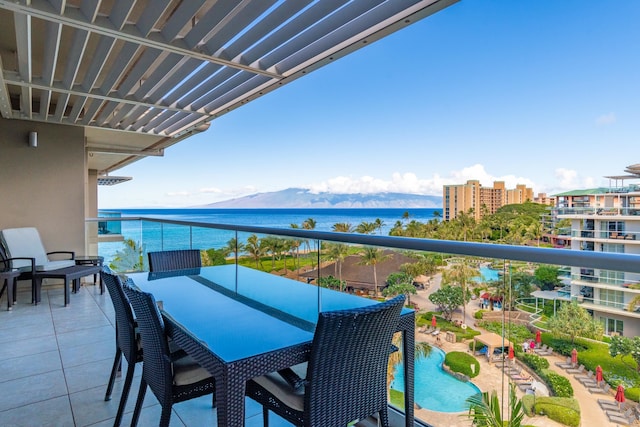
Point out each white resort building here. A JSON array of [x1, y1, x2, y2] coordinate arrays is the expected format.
[[553, 164, 640, 337]]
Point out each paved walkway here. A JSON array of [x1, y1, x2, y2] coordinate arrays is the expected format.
[[410, 273, 623, 427]]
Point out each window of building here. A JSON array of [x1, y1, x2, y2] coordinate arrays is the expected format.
[[600, 288, 624, 308], [599, 270, 625, 286], [600, 317, 624, 336]]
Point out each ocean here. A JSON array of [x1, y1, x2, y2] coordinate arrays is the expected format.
[[99, 208, 441, 264]]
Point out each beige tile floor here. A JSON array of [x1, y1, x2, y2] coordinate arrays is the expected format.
[[0, 282, 293, 427]]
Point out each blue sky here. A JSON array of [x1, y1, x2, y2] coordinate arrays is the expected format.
[[99, 0, 640, 208]]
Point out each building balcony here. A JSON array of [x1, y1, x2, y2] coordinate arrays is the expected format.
[[3, 217, 640, 426]]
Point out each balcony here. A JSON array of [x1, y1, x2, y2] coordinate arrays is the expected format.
[[3, 217, 640, 426]]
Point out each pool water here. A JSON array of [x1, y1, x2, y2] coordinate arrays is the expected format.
[[473, 265, 500, 283], [391, 347, 481, 412]]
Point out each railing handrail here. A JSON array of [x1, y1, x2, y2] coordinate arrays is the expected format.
[[88, 216, 640, 274]]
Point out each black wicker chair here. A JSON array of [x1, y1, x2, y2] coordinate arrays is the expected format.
[[101, 268, 143, 427], [147, 249, 201, 272], [123, 281, 216, 427], [246, 295, 405, 427]]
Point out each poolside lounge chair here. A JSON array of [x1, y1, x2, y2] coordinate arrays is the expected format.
[[533, 344, 548, 354], [510, 372, 532, 382], [555, 356, 573, 369], [598, 398, 624, 411], [588, 383, 610, 394], [431, 328, 440, 336], [606, 408, 636, 425], [537, 346, 553, 356], [566, 364, 585, 375], [576, 371, 597, 386]]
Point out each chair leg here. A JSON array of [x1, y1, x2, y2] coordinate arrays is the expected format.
[[104, 349, 122, 401], [262, 406, 269, 427], [159, 404, 173, 427], [131, 377, 147, 427], [378, 408, 390, 427], [114, 361, 136, 427]]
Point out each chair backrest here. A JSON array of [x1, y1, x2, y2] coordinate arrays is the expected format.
[[122, 281, 173, 405], [147, 249, 201, 272], [0, 227, 48, 269], [101, 268, 139, 363], [304, 295, 405, 426]]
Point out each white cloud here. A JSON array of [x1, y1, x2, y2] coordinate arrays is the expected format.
[[306, 164, 540, 196], [166, 191, 190, 197], [546, 168, 599, 194], [199, 187, 222, 194], [596, 112, 616, 125]]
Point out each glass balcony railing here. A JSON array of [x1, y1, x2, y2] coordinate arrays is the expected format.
[[85, 216, 640, 426]]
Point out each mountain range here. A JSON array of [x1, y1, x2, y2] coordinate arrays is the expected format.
[[201, 188, 442, 208]]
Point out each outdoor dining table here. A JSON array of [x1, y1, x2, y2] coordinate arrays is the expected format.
[[128, 265, 415, 427]]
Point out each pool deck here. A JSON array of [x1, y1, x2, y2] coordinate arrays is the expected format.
[[412, 275, 621, 427]]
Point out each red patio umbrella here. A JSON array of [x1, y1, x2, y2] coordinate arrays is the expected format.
[[615, 385, 626, 405], [571, 348, 578, 365], [431, 315, 437, 328], [595, 365, 603, 384], [535, 330, 542, 345], [508, 346, 515, 360]]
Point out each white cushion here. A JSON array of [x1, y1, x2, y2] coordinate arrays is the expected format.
[[1, 227, 49, 269], [173, 355, 212, 386], [251, 363, 308, 412], [35, 260, 76, 271]]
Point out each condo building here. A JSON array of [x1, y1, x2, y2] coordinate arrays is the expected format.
[[553, 164, 640, 337], [443, 180, 536, 221]]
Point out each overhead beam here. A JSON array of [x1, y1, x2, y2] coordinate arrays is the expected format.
[[0, 0, 282, 79]]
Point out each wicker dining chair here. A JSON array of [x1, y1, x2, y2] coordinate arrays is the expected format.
[[246, 295, 405, 427], [147, 249, 201, 272], [123, 281, 216, 427], [101, 268, 143, 427]]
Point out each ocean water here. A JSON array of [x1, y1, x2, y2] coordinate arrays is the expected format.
[[99, 208, 441, 264]]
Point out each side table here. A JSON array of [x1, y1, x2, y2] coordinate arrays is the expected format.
[[75, 256, 105, 294]]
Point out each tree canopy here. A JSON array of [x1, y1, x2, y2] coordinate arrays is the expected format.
[[547, 301, 604, 344]]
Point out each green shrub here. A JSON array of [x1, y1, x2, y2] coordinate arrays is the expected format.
[[389, 389, 404, 410], [626, 387, 640, 402], [521, 353, 549, 371], [542, 370, 573, 398], [474, 310, 485, 319], [444, 351, 480, 378], [533, 398, 580, 427]]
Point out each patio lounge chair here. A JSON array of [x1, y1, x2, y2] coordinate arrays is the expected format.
[[0, 227, 100, 305], [588, 382, 611, 394], [0, 256, 21, 310], [533, 344, 548, 354], [566, 364, 585, 375], [246, 296, 405, 427], [598, 398, 624, 411], [606, 408, 636, 425], [537, 346, 553, 356], [576, 371, 597, 386], [555, 356, 573, 369]]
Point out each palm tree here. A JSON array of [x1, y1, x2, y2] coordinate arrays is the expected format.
[[302, 218, 317, 267], [355, 221, 376, 234], [244, 234, 265, 269], [332, 222, 353, 233], [466, 383, 524, 427], [374, 218, 385, 234], [442, 260, 477, 322], [224, 237, 244, 260], [323, 243, 349, 290], [358, 247, 391, 297]]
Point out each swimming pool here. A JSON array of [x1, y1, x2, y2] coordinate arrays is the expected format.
[[473, 265, 500, 283], [391, 347, 481, 412]]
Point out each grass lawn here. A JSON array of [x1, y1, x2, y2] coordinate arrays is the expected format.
[[418, 312, 480, 341]]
